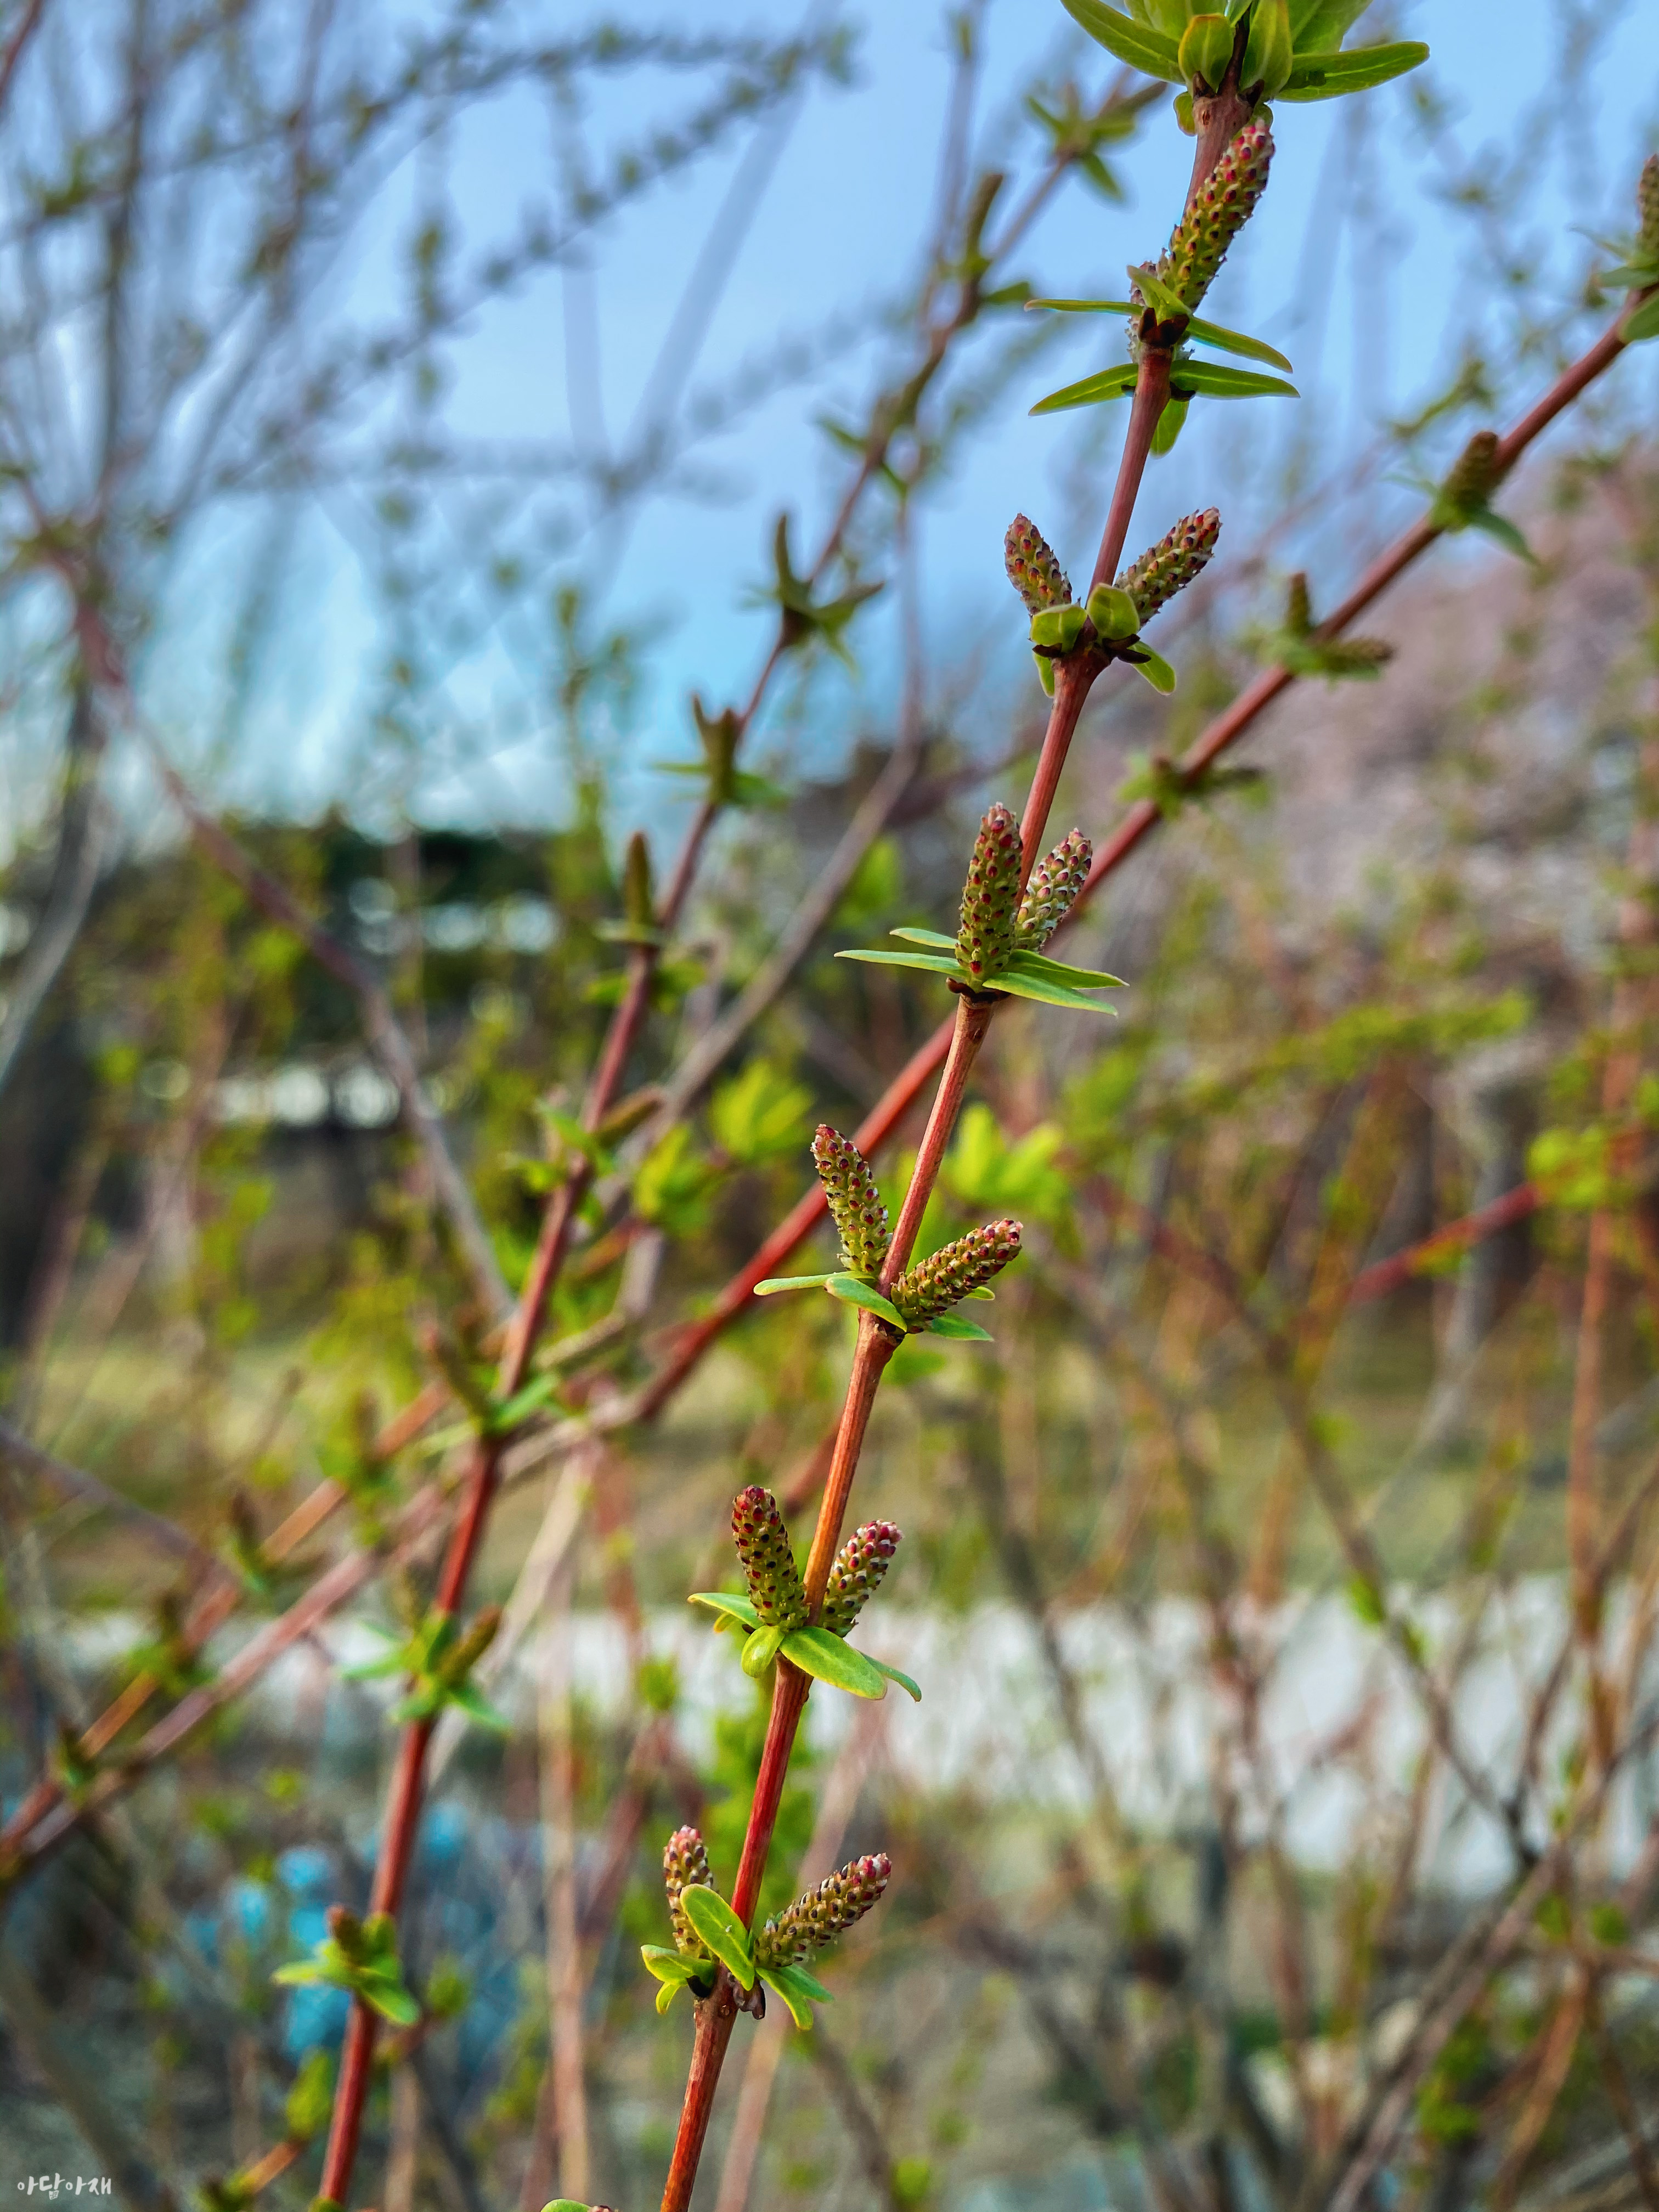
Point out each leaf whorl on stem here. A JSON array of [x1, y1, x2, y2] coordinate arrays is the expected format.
[[812, 1124, 891, 1277], [1015, 830, 1092, 951], [1117, 508, 1221, 627], [664, 1825, 713, 1957], [1004, 514, 1073, 615], [821, 1521, 902, 1636], [956, 804, 1025, 988], [891, 1220, 1023, 1327], [1160, 118, 1274, 312], [732, 1486, 809, 1627], [754, 1852, 893, 1968]]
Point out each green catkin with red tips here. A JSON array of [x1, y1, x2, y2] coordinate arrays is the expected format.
[[1015, 831, 1092, 951], [1639, 153, 1659, 259], [1116, 509, 1221, 625], [754, 1853, 893, 1968], [956, 804, 1024, 988], [811, 1125, 890, 1277], [1003, 515, 1072, 615], [1440, 428, 1504, 514], [891, 1220, 1023, 1327], [821, 1521, 902, 1636], [731, 1486, 809, 1627], [663, 1825, 712, 1957], [1160, 119, 1274, 311]]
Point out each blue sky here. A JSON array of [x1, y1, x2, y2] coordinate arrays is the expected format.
[[159, 0, 1659, 831]]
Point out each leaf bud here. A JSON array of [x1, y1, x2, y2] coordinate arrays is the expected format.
[[1004, 514, 1071, 614], [891, 1220, 1023, 1326], [623, 831, 656, 933], [1116, 509, 1221, 625], [663, 1826, 713, 1956], [1242, 0, 1293, 99], [811, 1125, 891, 1276], [821, 1521, 902, 1635], [955, 804, 1024, 988], [731, 1486, 809, 1627], [1639, 153, 1659, 261], [1440, 428, 1503, 515], [1160, 119, 1273, 311], [754, 1853, 893, 1968], [1086, 583, 1142, 640], [1178, 12, 1235, 92], [1015, 829, 1093, 950]]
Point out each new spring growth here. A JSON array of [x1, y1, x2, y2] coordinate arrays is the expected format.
[[891, 1220, 1023, 1328], [1015, 831, 1093, 952], [1005, 514, 1073, 615], [821, 1521, 903, 1636], [1642, 154, 1659, 259], [664, 1825, 714, 1957], [812, 1123, 891, 1277], [957, 803, 1024, 988], [1431, 429, 1534, 565], [1160, 119, 1273, 313], [1117, 508, 1221, 626], [754, 1854, 893, 1969], [732, 1485, 809, 1627]]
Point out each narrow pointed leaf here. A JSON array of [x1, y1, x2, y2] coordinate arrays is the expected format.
[[689, 1590, 763, 1632], [1130, 263, 1190, 325], [1005, 949, 1126, 989], [1186, 315, 1294, 371], [759, 1964, 826, 2029], [1025, 297, 1138, 315], [1030, 364, 1139, 415], [869, 1657, 924, 1701], [656, 1978, 684, 2013], [1279, 41, 1429, 99], [362, 1979, 422, 2028], [1623, 293, 1659, 343], [679, 1886, 757, 1989], [447, 1681, 511, 1734], [1172, 360, 1300, 399], [995, 969, 1126, 1012], [925, 1312, 995, 1342], [888, 927, 959, 949], [825, 1274, 910, 1331], [640, 1946, 704, 1986], [753, 1273, 837, 1296], [1059, 0, 1184, 79], [836, 947, 965, 978], [741, 1623, 788, 1679], [1466, 508, 1538, 565], [779, 1626, 889, 1700], [1131, 648, 1179, 694]]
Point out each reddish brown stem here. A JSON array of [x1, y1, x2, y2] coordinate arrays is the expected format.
[[1087, 352, 1174, 599], [878, 992, 1000, 1293]]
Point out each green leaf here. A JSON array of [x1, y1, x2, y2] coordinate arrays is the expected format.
[[994, 969, 1126, 1012], [924, 1311, 994, 1343], [1131, 647, 1178, 694], [689, 1590, 763, 1632], [1186, 315, 1294, 371], [1279, 41, 1428, 99], [1129, 262, 1190, 325], [780, 1627, 890, 1699], [655, 1979, 685, 2014], [1030, 364, 1138, 415], [273, 1959, 328, 1987], [825, 1274, 910, 1332], [445, 1681, 511, 1734], [360, 1977, 422, 2028], [1005, 949, 1126, 990], [679, 1886, 756, 1989], [758, 1960, 834, 2028], [1465, 507, 1538, 566], [870, 1657, 923, 1702], [753, 1273, 837, 1295], [1152, 396, 1190, 455], [888, 926, 959, 950], [1059, 0, 1184, 79], [640, 1945, 705, 1987], [1291, 0, 1371, 41], [836, 946, 964, 979], [1171, 360, 1300, 399], [741, 1623, 789, 1679], [487, 1370, 561, 1435], [1623, 292, 1659, 344], [1024, 296, 1138, 314]]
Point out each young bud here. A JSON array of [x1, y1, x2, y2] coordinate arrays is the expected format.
[[1639, 153, 1659, 261], [732, 1486, 809, 1627], [1015, 830, 1093, 951], [891, 1220, 1023, 1327], [1160, 120, 1273, 311], [623, 830, 656, 932], [1116, 509, 1221, 625], [1440, 429, 1503, 515], [1284, 571, 1312, 637], [1005, 515, 1072, 615], [754, 1853, 893, 1968], [663, 1825, 713, 1956], [1178, 12, 1235, 92], [821, 1521, 902, 1636], [1242, 0, 1293, 98], [326, 1904, 364, 1957], [811, 1125, 890, 1277], [444, 1605, 501, 1682], [1086, 583, 1142, 641], [956, 804, 1024, 989]]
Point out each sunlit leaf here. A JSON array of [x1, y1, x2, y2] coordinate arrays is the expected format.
[[1030, 364, 1139, 415], [679, 1887, 756, 1989], [778, 1626, 889, 1700], [825, 1274, 910, 1331], [689, 1590, 763, 1632], [1279, 41, 1429, 99], [1059, 0, 1184, 80]]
